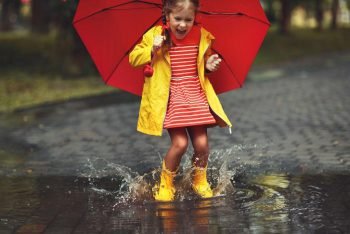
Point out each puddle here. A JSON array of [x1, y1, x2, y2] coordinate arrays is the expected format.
[[1, 155, 349, 233]]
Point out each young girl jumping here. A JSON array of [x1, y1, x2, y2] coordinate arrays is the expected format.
[[129, 0, 232, 201]]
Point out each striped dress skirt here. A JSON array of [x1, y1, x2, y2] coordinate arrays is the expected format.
[[163, 44, 216, 129]]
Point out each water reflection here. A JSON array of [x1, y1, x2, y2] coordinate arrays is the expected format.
[[246, 174, 290, 233], [152, 199, 215, 234], [0, 176, 39, 232], [0, 160, 349, 233]]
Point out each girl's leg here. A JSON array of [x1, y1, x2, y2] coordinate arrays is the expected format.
[[187, 125, 213, 198], [187, 126, 209, 167], [153, 128, 188, 201], [164, 127, 188, 171]]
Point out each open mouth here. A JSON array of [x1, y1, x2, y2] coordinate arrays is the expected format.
[[176, 29, 187, 36]]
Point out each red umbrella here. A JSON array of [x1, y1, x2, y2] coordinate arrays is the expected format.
[[73, 0, 270, 95]]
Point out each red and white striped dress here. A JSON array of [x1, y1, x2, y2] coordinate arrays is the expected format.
[[163, 27, 216, 129]]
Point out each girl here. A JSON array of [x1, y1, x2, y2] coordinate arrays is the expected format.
[[129, 0, 232, 201]]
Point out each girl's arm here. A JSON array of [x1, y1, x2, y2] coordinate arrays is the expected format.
[[129, 29, 154, 68]]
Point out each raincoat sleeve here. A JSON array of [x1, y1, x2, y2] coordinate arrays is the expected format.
[[129, 27, 155, 68]]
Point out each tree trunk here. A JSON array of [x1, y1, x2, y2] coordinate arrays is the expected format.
[[331, 0, 339, 29], [266, 0, 276, 23], [0, 0, 12, 31], [13, 0, 21, 21], [31, 0, 50, 33], [315, 0, 324, 31], [280, 0, 291, 34]]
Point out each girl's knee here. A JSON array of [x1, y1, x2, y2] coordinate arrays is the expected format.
[[172, 137, 188, 153], [189, 127, 209, 154], [168, 128, 188, 154], [193, 139, 209, 156]]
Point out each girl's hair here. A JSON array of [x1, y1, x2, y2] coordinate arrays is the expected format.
[[162, 0, 200, 47], [162, 0, 199, 16]]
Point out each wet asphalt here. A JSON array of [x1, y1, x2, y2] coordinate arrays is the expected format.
[[0, 51, 350, 233], [2, 51, 349, 176]]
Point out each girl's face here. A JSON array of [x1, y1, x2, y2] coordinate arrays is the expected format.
[[167, 2, 195, 40]]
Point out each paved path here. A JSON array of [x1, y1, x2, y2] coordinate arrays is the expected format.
[[1, 52, 350, 234], [1, 52, 350, 176]]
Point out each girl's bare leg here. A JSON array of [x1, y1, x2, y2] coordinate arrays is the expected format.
[[187, 126, 209, 167], [164, 127, 188, 171], [187, 125, 213, 198]]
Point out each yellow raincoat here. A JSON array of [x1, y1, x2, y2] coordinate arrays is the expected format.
[[129, 26, 232, 136]]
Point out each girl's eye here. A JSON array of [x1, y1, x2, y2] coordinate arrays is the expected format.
[[172, 15, 193, 23]]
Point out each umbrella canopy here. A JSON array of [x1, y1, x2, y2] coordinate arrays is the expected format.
[[73, 0, 270, 96]]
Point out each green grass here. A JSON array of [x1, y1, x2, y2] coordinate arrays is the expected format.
[[0, 72, 114, 113], [0, 31, 56, 73], [1, 27, 350, 113], [254, 27, 350, 65]]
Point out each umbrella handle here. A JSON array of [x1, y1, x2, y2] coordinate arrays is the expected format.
[[144, 64, 154, 77], [144, 51, 156, 77], [143, 24, 168, 78]]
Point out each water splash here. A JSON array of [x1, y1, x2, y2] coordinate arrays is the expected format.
[[212, 160, 235, 196], [79, 143, 274, 208], [79, 149, 242, 205], [80, 158, 156, 205]]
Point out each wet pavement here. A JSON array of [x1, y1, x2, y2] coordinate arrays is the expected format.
[[0, 51, 350, 233]]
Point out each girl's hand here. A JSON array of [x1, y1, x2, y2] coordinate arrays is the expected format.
[[152, 35, 165, 52], [206, 54, 222, 72]]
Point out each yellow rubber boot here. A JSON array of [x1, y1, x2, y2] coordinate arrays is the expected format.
[[153, 161, 177, 202], [192, 166, 213, 198]]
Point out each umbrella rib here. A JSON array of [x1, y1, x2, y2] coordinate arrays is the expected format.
[[199, 11, 270, 26], [105, 15, 162, 85], [212, 48, 242, 89], [73, 0, 161, 24], [199, 11, 243, 16]]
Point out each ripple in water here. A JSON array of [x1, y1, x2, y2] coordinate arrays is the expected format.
[[1, 143, 349, 233], [75, 145, 349, 233], [80, 156, 237, 206], [79, 144, 280, 209]]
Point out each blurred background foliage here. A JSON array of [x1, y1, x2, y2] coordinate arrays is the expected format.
[[0, 0, 350, 112]]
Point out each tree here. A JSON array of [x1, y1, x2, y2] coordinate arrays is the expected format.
[[331, 0, 339, 29], [280, 0, 291, 34], [315, 0, 324, 31], [31, 0, 50, 33], [1, 0, 13, 31], [265, 0, 277, 23], [13, 0, 22, 25], [50, 0, 93, 75]]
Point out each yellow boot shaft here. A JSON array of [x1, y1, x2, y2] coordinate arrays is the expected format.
[[153, 161, 177, 202], [192, 166, 213, 198]]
